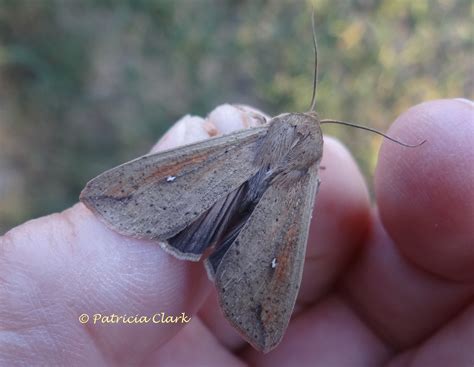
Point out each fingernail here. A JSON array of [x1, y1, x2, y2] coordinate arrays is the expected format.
[[208, 104, 247, 134], [153, 115, 209, 153]]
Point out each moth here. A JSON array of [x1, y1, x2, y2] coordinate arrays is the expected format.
[[80, 15, 422, 353]]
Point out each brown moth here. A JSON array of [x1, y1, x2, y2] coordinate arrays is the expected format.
[[80, 15, 422, 353]]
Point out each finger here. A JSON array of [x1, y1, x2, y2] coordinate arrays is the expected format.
[[342, 100, 474, 349], [375, 99, 474, 281], [386, 303, 474, 367], [152, 103, 268, 153], [199, 135, 371, 351], [1, 105, 259, 365], [144, 317, 245, 367], [0, 104, 273, 365], [303, 136, 371, 303], [1, 204, 215, 366], [342, 212, 473, 349], [242, 295, 391, 366]]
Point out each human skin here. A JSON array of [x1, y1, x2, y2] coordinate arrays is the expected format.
[[0, 99, 472, 366]]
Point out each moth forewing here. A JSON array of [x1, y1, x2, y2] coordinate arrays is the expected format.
[[80, 125, 269, 260], [213, 156, 322, 353], [212, 113, 324, 352]]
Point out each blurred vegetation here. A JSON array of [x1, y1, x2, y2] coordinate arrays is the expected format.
[[0, 0, 472, 233]]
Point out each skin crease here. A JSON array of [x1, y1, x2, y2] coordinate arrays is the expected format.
[[0, 100, 472, 366]]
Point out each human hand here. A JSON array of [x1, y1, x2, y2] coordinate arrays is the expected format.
[[1, 99, 472, 366]]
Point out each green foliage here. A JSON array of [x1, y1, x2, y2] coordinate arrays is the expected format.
[[0, 0, 472, 232]]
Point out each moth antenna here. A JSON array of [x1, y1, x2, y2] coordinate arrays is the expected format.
[[320, 119, 426, 148], [308, 8, 318, 112]]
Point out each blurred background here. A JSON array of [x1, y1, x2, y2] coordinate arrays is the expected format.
[[0, 0, 472, 234]]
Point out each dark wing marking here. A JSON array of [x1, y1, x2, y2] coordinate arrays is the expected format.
[[169, 165, 272, 264], [212, 165, 321, 352], [80, 126, 268, 260], [166, 183, 246, 258]]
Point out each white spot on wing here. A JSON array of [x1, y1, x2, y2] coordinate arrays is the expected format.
[[271, 258, 278, 269], [166, 176, 176, 182]]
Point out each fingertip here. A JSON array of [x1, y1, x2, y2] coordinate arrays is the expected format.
[[152, 114, 211, 153], [207, 104, 268, 134], [152, 104, 268, 153], [375, 99, 474, 281]]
